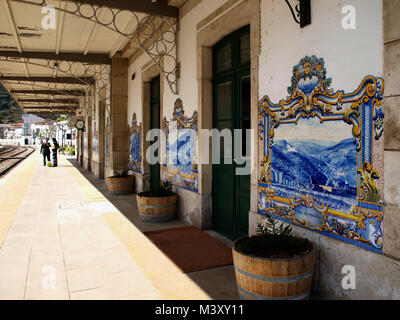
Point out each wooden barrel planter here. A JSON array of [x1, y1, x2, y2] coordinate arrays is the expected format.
[[106, 175, 135, 195], [136, 193, 177, 223], [232, 242, 315, 300]]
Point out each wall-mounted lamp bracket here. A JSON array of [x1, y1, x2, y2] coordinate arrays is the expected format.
[[284, 0, 311, 28]]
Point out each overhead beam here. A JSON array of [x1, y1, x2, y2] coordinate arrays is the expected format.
[[11, 89, 86, 96], [55, 2, 66, 54], [0, 76, 94, 84], [29, 112, 74, 116], [3, 0, 22, 53], [18, 98, 79, 103], [24, 107, 76, 110], [23, 106, 77, 110], [0, 50, 111, 64], [21, 105, 79, 109], [24, 108, 75, 111], [83, 7, 106, 55], [63, 0, 179, 18], [25, 110, 75, 114], [2, 0, 37, 96]]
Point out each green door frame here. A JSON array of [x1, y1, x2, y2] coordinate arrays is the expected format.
[[212, 25, 251, 240], [150, 75, 161, 192]]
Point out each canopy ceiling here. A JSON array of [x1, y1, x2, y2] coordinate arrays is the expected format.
[[0, 0, 185, 114]]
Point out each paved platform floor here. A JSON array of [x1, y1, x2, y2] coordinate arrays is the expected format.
[[0, 150, 239, 300]]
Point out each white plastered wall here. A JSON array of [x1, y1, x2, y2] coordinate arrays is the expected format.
[[126, 0, 231, 125], [259, 0, 383, 101]]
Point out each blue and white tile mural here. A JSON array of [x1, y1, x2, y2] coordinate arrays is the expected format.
[[162, 99, 199, 192], [258, 55, 384, 252], [128, 113, 142, 173], [92, 130, 98, 154], [105, 117, 110, 168]]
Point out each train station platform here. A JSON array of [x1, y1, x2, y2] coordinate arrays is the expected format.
[[0, 150, 238, 300]]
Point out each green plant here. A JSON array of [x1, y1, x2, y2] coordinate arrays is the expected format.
[[159, 180, 173, 193], [235, 214, 311, 259], [115, 169, 129, 178], [66, 146, 75, 156], [139, 180, 175, 197], [256, 213, 293, 237]]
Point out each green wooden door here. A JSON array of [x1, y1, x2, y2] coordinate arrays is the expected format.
[[212, 26, 251, 240], [150, 76, 160, 192]]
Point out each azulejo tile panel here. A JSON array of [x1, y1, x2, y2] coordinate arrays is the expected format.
[[105, 116, 110, 168], [128, 113, 142, 174], [162, 98, 199, 192], [258, 55, 384, 253]]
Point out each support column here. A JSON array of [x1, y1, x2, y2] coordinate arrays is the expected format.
[[383, 0, 400, 260], [91, 100, 105, 179], [76, 129, 80, 163], [109, 57, 129, 176], [83, 115, 92, 171], [79, 129, 84, 166]]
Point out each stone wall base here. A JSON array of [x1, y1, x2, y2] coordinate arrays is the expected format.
[[91, 160, 104, 179], [132, 174, 211, 229], [249, 211, 400, 299], [175, 188, 212, 230], [83, 157, 91, 171], [104, 167, 113, 179], [131, 172, 147, 194]]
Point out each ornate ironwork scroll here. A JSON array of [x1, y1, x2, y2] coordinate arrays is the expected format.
[[0, 56, 109, 118], [11, 0, 179, 95]]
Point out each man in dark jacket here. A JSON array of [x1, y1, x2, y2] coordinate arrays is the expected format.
[[40, 138, 51, 166]]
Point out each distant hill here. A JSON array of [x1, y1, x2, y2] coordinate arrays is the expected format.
[[272, 138, 357, 196], [22, 114, 45, 123], [0, 83, 23, 124]]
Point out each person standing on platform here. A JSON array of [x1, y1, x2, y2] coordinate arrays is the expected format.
[[40, 138, 51, 166], [51, 138, 59, 167]]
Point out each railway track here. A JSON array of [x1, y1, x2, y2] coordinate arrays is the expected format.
[[0, 145, 35, 177]]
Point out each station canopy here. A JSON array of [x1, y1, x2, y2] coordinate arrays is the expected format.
[[0, 0, 183, 115]]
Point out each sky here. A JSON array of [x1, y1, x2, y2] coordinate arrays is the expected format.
[[274, 116, 353, 143]]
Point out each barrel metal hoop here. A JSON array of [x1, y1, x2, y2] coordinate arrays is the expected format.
[[109, 191, 132, 195], [235, 266, 313, 283], [138, 203, 176, 209], [139, 212, 175, 218], [107, 182, 133, 186], [140, 217, 174, 223], [237, 285, 310, 300]]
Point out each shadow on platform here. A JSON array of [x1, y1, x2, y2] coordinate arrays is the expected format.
[[66, 157, 239, 300]]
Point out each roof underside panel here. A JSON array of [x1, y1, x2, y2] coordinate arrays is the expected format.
[[0, 0, 181, 114]]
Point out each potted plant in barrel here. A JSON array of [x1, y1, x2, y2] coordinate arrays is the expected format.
[[105, 169, 135, 195], [136, 180, 177, 223], [232, 214, 316, 300]]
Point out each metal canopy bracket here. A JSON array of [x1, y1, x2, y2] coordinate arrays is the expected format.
[[63, 0, 179, 18], [0, 55, 108, 117], [9, 0, 180, 95], [0, 75, 95, 85], [18, 98, 79, 103], [11, 89, 86, 96], [0, 51, 111, 64]]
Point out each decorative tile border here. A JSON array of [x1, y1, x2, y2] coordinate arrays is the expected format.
[[258, 55, 384, 253], [105, 116, 110, 168]]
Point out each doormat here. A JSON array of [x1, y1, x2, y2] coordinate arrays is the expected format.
[[144, 226, 233, 273]]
